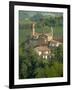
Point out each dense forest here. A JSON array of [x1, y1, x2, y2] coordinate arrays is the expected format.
[[19, 43, 63, 79], [19, 11, 63, 79]]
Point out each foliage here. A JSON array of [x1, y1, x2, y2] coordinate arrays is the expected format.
[[53, 45, 63, 63], [19, 43, 63, 79]]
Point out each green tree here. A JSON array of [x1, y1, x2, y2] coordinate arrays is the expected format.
[[53, 45, 63, 63], [34, 67, 45, 78]]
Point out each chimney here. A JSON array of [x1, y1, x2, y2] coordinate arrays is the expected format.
[[32, 23, 35, 36]]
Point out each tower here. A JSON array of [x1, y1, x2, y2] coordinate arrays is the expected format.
[[51, 26, 53, 39], [32, 22, 35, 36]]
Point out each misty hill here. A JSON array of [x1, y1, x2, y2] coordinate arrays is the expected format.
[[19, 10, 63, 21]]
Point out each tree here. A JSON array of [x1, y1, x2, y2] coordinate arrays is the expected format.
[[19, 62, 28, 79], [53, 45, 63, 63], [34, 67, 45, 78], [31, 13, 44, 22]]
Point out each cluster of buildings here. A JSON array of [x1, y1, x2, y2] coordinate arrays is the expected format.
[[30, 22, 62, 59]]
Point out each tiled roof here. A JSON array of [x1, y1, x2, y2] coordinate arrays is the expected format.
[[35, 46, 50, 52]]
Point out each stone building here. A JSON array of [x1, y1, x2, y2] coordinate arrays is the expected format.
[[31, 22, 62, 59]]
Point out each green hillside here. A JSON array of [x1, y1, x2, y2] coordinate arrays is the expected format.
[[19, 11, 63, 79]]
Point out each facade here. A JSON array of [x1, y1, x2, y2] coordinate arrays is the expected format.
[[34, 46, 51, 59]]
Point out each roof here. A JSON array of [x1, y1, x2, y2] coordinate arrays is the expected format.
[[34, 46, 50, 52], [50, 40, 62, 44], [39, 34, 48, 38]]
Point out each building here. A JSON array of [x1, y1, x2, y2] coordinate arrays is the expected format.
[[31, 22, 62, 59], [49, 40, 62, 47], [34, 46, 51, 59], [32, 23, 53, 41]]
